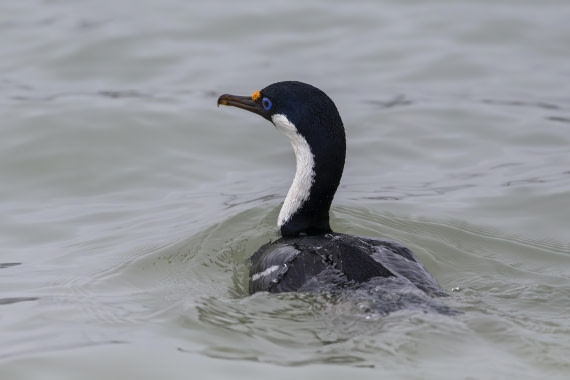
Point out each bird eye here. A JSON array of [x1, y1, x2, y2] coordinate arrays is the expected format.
[[262, 97, 273, 111]]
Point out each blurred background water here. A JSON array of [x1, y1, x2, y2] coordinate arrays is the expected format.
[[1, 0, 569, 378]]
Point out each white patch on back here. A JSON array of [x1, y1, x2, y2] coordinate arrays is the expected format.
[[251, 265, 281, 282], [271, 114, 315, 227]]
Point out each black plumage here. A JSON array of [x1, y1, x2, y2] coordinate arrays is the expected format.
[[218, 82, 450, 310]]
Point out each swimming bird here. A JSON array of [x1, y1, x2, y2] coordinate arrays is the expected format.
[[217, 81, 444, 296]]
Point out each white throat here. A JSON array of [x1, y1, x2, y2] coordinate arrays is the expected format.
[[271, 114, 315, 228]]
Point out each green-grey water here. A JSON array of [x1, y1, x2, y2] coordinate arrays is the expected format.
[[1, 0, 569, 378]]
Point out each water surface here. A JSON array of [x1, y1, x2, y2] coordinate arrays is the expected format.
[[1, 0, 569, 378]]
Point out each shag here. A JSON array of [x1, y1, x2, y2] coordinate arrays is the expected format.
[[218, 81, 443, 296]]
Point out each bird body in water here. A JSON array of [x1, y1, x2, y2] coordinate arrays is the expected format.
[[217, 81, 446, 299]]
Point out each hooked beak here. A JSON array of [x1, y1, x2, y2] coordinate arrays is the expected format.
[[217, 94, 269, 120]]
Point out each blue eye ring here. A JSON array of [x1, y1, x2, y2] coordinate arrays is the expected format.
[[262, 97, 273, 111]]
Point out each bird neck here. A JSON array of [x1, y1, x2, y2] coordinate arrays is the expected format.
[[272, 114, 346, 237]]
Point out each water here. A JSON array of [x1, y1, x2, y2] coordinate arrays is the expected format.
[[1, 0, 569, 378]]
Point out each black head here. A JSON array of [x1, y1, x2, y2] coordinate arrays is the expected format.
[[218, 81, 345, 158]]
